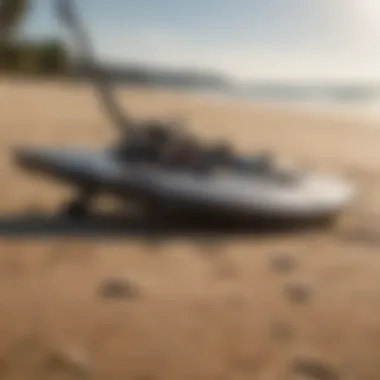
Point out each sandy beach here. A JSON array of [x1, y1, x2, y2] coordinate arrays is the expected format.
[[1, 79, 380, 379]]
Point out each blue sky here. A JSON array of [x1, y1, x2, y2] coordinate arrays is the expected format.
[[21, 0, 380, 82]]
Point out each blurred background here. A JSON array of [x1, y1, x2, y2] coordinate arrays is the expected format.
[[2, 0, 380, 110]]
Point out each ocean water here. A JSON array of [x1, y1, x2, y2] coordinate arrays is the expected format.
[[119, 81, 380, 122], [194, 84, 380, 122], [235, 85, 380, 117]]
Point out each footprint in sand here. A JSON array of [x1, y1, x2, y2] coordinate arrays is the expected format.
[[269, 321, 294, 343], [292, 355, 339, 380], [284, 283, 312, 305], [270, 253, 298, 275], [98, 277, 142, 300]]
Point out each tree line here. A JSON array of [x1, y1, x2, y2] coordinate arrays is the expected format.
[[0, 39, 230, 92], [0, 40, 69, 76]]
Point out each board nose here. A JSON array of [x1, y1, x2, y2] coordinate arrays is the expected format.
[[13, 147, 57, 173], [13, 147, 39, 169]]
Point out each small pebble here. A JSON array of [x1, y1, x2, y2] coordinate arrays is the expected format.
[[98, 277, 142, 300], [284, 283, 312, 304]]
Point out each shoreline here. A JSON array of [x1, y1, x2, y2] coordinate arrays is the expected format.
[[1, 76, 380, 125]]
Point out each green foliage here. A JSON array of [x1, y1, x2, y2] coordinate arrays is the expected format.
[[0, 40, 69, 76], [0, 0, 29, 40], [0, 41, 18, 69]]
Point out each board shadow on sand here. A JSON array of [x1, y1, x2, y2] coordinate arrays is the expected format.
[[0, 211, 336, 240]]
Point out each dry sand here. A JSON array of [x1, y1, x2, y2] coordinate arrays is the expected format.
[[1, 79, 380, 379]]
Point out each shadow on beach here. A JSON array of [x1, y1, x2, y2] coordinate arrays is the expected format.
[[0, 210, 338, 241]]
